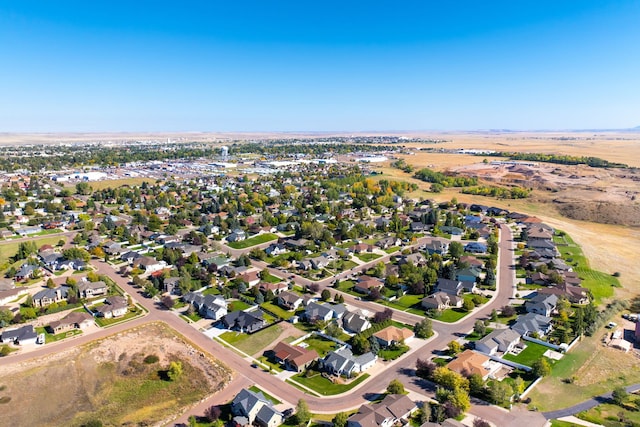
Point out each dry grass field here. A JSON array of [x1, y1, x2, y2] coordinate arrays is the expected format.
[[0, 322, 232, 427]]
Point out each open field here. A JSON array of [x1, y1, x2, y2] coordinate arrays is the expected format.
[[0, 235, 67, 267], [0, 322, 231, 427], [528, 316, 640, 411], [227, 233, 278, 249]]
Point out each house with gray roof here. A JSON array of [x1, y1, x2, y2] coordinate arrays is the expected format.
[[511, 313, 553, 338], [342, 311, 371, 334], [231, 388, 283, 427], [305, 302, 346, 323], [475, 328, 521, 355], [33, 286, 70, 307], [525, 293, 558, 317], [321, 347, 377, 377], [222, 310, 266, 333], [78, 280, 108, 298], [1, 324, 37, 345], [183, 292, 227, 320], [347, 394, 418, 427]]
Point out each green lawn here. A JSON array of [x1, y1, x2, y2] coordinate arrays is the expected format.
[[577, 403, 640, 426], [261, 272, 283, 284], [228, 300, 252, 311], [384, 246, 401, 254], [335, 280, 355, 293], [503, 341, 552, 367], [289, 372, 370, 396], [261, 301, 295, 320], [356, 253, 382, 262], [202, 287, 221, 295], [379, 294, 425, 316], [436, 308, 470, 323], [227, 233, 278, 249], [35, 326, 82, 343], [0, 235, 66, 266], [219, 325, 283, 355], [302, 336, 338, 357], [378, 344, 409, 361], [94, 307, 143, 327]]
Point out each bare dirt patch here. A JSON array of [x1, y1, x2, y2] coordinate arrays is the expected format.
[[0, 322, 232, 427]]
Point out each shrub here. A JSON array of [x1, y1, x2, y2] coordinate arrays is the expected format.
[[144, 354, 159, 364]]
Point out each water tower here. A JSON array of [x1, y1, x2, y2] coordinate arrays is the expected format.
[[220, 146, 229, 159]]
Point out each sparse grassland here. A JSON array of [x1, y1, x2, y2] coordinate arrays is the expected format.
[[219, 324, 283, 356], [0, 322, 231, 427]]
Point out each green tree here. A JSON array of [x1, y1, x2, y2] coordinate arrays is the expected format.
[[447, 340, 462, 356], [489, 380, 513, 405], [468, 373, 485, 395], [612, 386, 628, 406], [462, 298, 475, 312], [414, 318, 433, 339], [167, 361, 183, 381], [448, 241, 464, 259], [46, 278, 55, 288], [532, 358, 551, 377], [352, 334, 371, 355], [332, 412, 348, 427], [473, 320, 486, 336], [294, 399, 311, 426], [387, 379, 405, 395], [321, 289, 331, 301]]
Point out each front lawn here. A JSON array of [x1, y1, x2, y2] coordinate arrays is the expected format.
[[435, 308, 470, 323], [260, 272, 283, 284], [356, 253, 382, 262], [248, 386, 282, 404], [301, 335, 338, 357], [261, 301, 295, 320], [289, 372, 370, 396], [94, 307, 143, 327], [228, 300, 252, 312], [219, 324, 283, 355], [227, 233, 278, 249], [384, 246, 401, 254], [35, 326, 83, 343], [502, 341, 552, 367], [378, 344, 409, 361]]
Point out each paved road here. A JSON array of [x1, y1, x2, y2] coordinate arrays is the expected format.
[[3, 224, 545, 427]]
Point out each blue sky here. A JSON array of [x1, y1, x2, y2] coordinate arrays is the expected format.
[[0, 1, 639, 132]]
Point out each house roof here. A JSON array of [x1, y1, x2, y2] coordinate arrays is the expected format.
[[476, 328, 521, 351], [2, 324, 37, 341], [372, 325, 414, 343], [446, 349, 490, 378], [511, 313, 552, 336], [272, 341, 318, 367], [349, 394, 416, 427]]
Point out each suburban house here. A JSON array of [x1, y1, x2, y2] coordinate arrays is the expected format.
[[376, 236, 401, 250], [456, 267, 482, 284], [354, 276, 383, 294], [231, 388, 283, 427], [0, 278, 15, 291], [352, 243, 374, 254], [538, 284, 589, 305], [270, 341, 318, 372], [95, 296, 129, 318], [399, 253, 427, 266], [277, 291, 304, 311], [511, 313, 553, 337], [440, 226, 463, 236], [0, 287, 29, 305], [238, 271, 261, 288], [446, 349, 495, 380], [120, 250, 143, 264], [525, 293, 558, 317], [423, 239, 449, 255], [227, 229, 247, 242], [222, 310, 266, 333], [265, 243, 287, 256], [321, 347, 377, 377], [183, 292, 228, 320], [435, 278, 476, 295], [475, 328, 521, 355], [78, 280, 108, 298], [464, 242, 487, 253], [33, 286, 70, 308], [0, 324, 37, 345], [305, 302, 346, 322], [15, 263, 39, 281], [48, 311, 94, 334], [342, 311, 372, 334], [347, 394, 418, 427], [133, 256, 167, 274], [373, 325, 415, 348], [421, 292, 462, 311], [258, 281, 288, 294], [163, 276, 181, 295]]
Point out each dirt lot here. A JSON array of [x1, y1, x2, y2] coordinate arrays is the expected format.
[[0, 322, 232, 427]]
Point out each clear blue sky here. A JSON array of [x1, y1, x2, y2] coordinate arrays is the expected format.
[[1, 1, 639, 132]]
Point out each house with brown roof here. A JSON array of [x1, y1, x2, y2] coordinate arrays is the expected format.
[[347, 394, 418, 427], [421, 292, 462, 311], [48, 311, 94, 334], [446, 349, 495, 380], [270, 341, 318, 372], [354, 276, 383, 294], [373, 325, 415, 348], [277, 291, 304, 311]]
